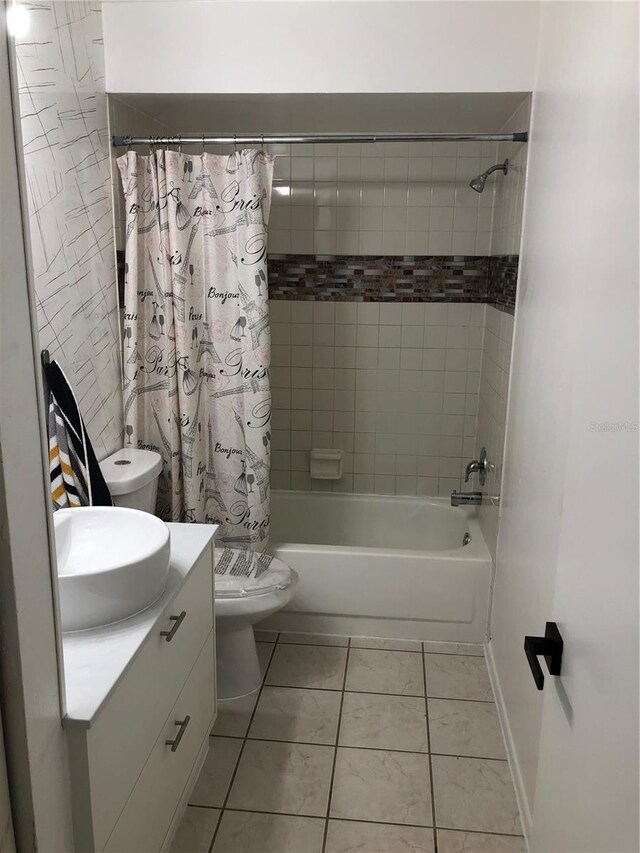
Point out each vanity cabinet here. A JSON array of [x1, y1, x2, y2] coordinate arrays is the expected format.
[[65, 530, 216, 853]]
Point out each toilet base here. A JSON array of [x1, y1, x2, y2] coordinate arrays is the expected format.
[[216, 623, 262, 700]]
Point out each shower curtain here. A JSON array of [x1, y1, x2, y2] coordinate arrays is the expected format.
[[117, 149, 274, 547]]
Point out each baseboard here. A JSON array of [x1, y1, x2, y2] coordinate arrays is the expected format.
[[484, 640, 533, 847]]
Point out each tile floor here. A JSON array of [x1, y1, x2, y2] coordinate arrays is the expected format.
[[171, 632, 525, 853]]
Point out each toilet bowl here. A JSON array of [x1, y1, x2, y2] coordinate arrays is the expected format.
[[99, 448, 163, 513], [214, 548, 297, 700]]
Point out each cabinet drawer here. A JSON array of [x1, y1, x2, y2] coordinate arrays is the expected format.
[[83, 545, 214, 851], [104, 634, 215, 853]]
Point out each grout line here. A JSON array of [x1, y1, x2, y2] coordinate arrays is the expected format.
[[239, 735, 506, 763], [263, 682, 424, 697], [217, 805, 434, 830], [199, 804, 526, 840], [207, 640, 279, 853], [422, 642, 439, 853], [321, 637, 351, 853]]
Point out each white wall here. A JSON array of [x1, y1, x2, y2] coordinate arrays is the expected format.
[[103, 1, 540, 94], [15, 1, 123, 461], [489, 0, 638, 844], [0, 11, 74, 849]]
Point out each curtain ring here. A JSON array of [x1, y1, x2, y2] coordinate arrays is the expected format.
[[201, 134, 205, 154], [261, 133, 265, 152], [233, 134, 237, 155], [177, 135, 182, 154], [126, 135, 131, 153]]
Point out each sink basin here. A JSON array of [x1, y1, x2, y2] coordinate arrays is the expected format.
[[54, 507, 170, 632]]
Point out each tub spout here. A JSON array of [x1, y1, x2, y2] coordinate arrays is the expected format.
[[451, 490, 483, 507]]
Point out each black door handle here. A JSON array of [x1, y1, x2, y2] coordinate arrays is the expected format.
[[524, 622, 563, 690]]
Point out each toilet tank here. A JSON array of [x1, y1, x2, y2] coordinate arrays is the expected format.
[[99, 449, 163, 515]]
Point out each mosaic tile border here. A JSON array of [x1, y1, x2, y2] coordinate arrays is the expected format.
[[487, 255, 518, 314], [117, 251, 518, 314], [267, 254, 517, 314]]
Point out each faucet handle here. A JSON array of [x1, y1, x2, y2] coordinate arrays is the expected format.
[[465, 447, 489, 486]]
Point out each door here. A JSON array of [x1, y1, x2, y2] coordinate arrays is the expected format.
[[528, 6, 639, 850]]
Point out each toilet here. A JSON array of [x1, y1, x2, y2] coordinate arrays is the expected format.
[[100, 448, 163, 513], [100, 449, 296, 700], [214, 548, 297, 700]]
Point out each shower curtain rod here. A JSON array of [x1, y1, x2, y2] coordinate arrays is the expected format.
[[111, 131, 528, 147]]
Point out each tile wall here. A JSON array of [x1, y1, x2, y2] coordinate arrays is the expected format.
[[475, 97, 530, 556], [474, 308, 514, 555], [268, 141, 498, 256], [270, 301, 485, 497]]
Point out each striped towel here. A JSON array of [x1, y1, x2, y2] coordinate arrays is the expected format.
[[43, 359, 113, 510], [48, 395, 88, 509]]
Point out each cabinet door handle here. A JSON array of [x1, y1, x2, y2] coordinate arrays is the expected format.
[[160, 610, 187, 642], [165, 716, 190, 752], [524, 622, 563, 690]]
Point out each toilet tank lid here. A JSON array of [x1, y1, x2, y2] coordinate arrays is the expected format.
[[99, 449, 163, 495]]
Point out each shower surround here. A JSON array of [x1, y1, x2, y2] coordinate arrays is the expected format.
[[268, 253, 518, 498]]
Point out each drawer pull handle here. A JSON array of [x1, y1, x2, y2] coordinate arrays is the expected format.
[[160, 611, 187, 642], [165, 716, 191, 752]]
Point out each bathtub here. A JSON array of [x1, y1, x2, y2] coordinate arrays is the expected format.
[[263, 491, 493, 642]]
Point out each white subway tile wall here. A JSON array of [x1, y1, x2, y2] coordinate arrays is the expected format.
[[475, 307, 514, 555], [270, 301, 486, 497], [268, 141, 499, 257], [475, 96, 530, 556]]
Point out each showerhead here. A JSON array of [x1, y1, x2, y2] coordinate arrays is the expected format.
[[469, 159, 509, 193]]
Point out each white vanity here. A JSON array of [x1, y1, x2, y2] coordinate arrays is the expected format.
[[62, 523, 217, 852]]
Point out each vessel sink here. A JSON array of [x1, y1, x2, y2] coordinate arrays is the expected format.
[[54, 507, 170, 632]]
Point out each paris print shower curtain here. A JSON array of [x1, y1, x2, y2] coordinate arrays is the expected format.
[[117, 149, 274, 547]]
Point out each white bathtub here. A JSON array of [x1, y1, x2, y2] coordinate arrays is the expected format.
[[263, 491, 493, 642]]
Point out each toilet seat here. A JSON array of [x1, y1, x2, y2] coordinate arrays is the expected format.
[[214, 547, 294, 599]]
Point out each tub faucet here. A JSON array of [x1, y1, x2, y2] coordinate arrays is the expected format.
[[451, 490, 483, 507]]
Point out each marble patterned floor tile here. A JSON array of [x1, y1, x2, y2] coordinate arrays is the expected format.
[[432, 755, 521, 835], [266, 644, 348, 690], [279, 632, 349, 646], [170, 806, 220, 852], [437, 829, 526, 852], [257, 642, 275, 679], [424, 654, 493, 701], [212, 690, 259, 737], [212, 810, 325, 853], [351, 637, 423, 651], [339, 691, 428, 752], [423, 642, 484, 657], [254, 630, 279, 643], [326, 819, 435, 853], [189, 737, 243, 808], [345, 648, 424, 696], [330, 747, 433, 826], [249, 686, 342, 744], [226, 739, 334, 816], [428, 698, 506, 759]]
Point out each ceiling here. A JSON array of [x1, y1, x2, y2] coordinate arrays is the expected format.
[[109, 92, 530, 135]]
